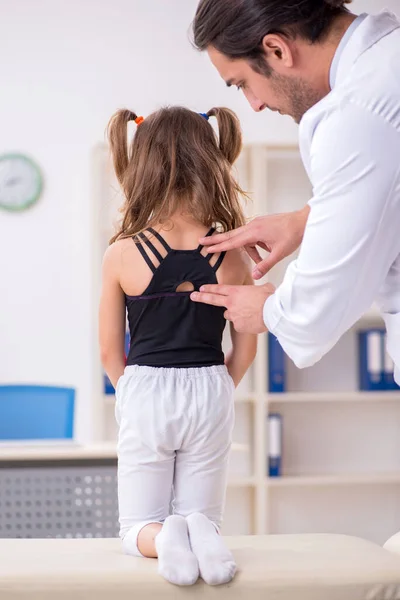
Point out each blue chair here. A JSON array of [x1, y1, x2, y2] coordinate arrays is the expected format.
[[0, 385, 75, 440]]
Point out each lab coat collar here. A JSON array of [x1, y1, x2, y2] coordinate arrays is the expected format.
[[335, 10, 400, 87]]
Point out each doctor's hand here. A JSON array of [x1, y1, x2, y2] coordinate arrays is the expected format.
[[199, 206, 310, 280], [191, 283, 276, 334]]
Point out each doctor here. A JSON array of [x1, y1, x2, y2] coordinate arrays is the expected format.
[[191, 0, 400, 381]]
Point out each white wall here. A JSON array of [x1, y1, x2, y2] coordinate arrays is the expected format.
[[0, 0, 398, 442]]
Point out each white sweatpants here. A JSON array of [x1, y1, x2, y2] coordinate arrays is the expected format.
[[115, 365, 235, 556]]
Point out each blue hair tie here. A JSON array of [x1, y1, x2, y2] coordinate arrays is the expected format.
[[199, 113, 210, 121]]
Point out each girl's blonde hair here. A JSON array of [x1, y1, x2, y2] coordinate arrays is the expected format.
[[107, 106, 246, 244]]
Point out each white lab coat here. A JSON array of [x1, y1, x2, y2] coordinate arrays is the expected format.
[[263, 11, 400, 383]]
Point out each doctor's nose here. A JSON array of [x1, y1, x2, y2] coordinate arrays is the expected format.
[[244, 90, 267, 112]]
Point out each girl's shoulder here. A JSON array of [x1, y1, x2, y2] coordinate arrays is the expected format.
[[103, 237, 124, 261], [104, 235, 136, 255], [102, 237, 137, 271], [103, 236, 155, 296]]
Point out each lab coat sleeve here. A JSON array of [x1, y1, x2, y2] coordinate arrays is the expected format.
[[263, 101, 400, 368]]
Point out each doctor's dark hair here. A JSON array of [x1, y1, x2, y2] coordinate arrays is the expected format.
[[107, 107, 246, 244], [193, 0, 353, 76]]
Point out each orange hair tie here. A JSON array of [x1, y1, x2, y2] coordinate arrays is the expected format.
[[135, 116, 144, 126]]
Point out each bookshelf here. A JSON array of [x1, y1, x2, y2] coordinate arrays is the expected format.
[[269, 392, 400, 403], [267, 474, 400, 487], [92, 142, 400, 545]]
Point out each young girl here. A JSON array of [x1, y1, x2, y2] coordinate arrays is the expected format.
[[99, 106, 257, 587]]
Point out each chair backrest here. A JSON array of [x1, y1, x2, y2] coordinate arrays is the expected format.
[[0, 385, 75, 440]]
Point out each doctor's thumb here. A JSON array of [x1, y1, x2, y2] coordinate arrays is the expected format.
[[252, 253, 279, 280]]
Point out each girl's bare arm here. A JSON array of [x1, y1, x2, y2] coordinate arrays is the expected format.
[[99, 245, 126, 388]]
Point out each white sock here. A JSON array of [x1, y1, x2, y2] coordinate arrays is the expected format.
[[186, 513, 237, 586], [155, 515, 199, 586]]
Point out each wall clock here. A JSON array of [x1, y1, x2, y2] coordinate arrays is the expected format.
[[0, 153, 43, 212]]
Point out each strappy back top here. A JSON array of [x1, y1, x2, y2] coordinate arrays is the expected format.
[[125, 227, 227, 368]]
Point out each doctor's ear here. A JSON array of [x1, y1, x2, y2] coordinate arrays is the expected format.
[[261, 34, 294, 69]]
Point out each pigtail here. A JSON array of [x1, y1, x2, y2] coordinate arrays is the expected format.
[[207, 107, 242, 165], [107, 109, 138, 186]]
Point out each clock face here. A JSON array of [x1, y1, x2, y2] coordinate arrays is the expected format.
[[0, 154, 43, 212]]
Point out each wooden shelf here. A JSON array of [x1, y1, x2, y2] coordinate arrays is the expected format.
[[268, 392, 400, 404], [232, 443, 250, 454], [266, 473, 400, 487], [106, 390, 400, 405], [357, 305, 383, 324], [228, 477, 257, 488], [236, 394, 257, 404], [105, 394, 115, 405]]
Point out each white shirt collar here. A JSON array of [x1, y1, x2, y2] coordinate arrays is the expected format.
[[332, 11, 400, 89], [329, 13, 367, 89]]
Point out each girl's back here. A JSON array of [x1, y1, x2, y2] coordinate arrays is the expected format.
[[104, 217, 251, 368], [117, 219, 248, 297]]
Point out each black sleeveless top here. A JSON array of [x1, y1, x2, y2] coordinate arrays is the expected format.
[[125, 227, 227, 368]]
